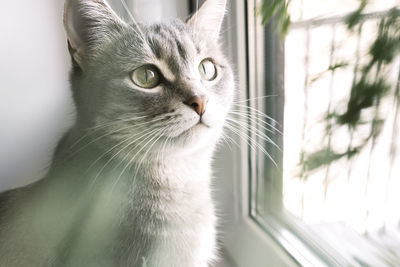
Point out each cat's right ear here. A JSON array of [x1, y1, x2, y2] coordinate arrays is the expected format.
[[63, 0, 127, 70]]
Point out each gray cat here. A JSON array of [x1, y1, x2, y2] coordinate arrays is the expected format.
[[0, 0, 234, 266]]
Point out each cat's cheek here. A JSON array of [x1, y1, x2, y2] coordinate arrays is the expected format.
[[196, 123, 224, 147], [202, 104, 228, 128]]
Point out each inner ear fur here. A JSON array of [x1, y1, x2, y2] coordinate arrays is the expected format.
[[63, 0, 127, 69]]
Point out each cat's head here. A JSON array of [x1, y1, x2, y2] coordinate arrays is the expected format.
[[64, 0, 234, 158]]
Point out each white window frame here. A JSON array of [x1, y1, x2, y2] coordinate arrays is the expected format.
[[219, 1, 297, 265], [219, 1, 347, 266]]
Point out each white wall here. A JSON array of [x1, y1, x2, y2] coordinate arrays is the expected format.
[[0, 0, 188, 192], [0, 0, 73, 190]]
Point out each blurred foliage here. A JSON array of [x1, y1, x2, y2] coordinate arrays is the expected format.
[[311, 62, 350, 82], [300, 3, 400, 176], [346, 0, 368, 29], [258, 0, 400, 176], [301, 148, 360, 173], [337, 79, 391, 126], [259, 0, 291, 37]]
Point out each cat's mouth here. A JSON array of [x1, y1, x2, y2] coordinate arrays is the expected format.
[[196, 120, 210, 128], [193, 115, 213, 130], [188, 121, 210, 132], [178, 120, 210, 137]]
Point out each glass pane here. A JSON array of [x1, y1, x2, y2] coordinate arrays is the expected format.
[[289, 0, 400, 22], [282, 1, 400, 265], [249, 0, 400, 264]]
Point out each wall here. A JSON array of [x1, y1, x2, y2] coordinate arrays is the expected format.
[[0, 0, 72, 190]]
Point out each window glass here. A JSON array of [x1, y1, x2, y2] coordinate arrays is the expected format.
[[289, 0, 399, 22], [250, 0, 400, 264]]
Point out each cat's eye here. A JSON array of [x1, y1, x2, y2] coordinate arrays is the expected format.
[[199, 59, 217, 81], [131, 65, 161, 89]]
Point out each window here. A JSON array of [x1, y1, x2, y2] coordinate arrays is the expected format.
[[221, 0, 400, 266]]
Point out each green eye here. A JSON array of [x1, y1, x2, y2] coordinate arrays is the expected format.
[[199, 59, 217, 81], [131, 65, 161, 89]]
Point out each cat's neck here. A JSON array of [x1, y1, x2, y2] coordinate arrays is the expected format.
[[51, 127, 215, 187]]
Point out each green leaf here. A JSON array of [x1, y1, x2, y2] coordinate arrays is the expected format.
[[301, 148, 358, 173], [260, 0, 282, 25], [337, 79, 391, 126], [259, 0, 291, 37], [346, 0, 368, 29], [328, 62, 349, 71]]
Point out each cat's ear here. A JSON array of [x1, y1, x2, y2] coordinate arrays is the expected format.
[[63, 0, 127, 69], [187, 0, 227, 41]]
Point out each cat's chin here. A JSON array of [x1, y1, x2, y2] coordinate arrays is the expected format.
[[172, 122, 217, 150], [176, 122, 208, 139]]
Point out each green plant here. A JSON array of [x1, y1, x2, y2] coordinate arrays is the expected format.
[[301, 6, 400, 175], [259, 0, 291, 37], [259, 0, 400, 176]]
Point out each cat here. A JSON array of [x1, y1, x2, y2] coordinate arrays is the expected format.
[[0, 0, 234, 266]]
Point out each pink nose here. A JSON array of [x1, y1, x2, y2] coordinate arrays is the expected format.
[[185, 95, 208, 116]]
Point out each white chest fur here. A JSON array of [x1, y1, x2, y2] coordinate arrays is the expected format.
[[122, 153, 218, 267]]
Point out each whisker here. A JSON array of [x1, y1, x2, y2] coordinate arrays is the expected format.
[[119, 0, 146, 41], [110, 126, 167, 193], [221, 131, 240, 151], [231, 103, 281, 126], [226, 122, 278, 167], [137, 127, 167, 168], [220, 133, 234, 152], [88, 127, 158, 189], [224, 121, 278, 167], [228, 111, 282, 135], [116, 125, 164, 167], [87, 113, 151, 131], [233, 95, 278, 103], [158, 131, 171, 163], [229, 108, 278, 124], [68, 116, 166, 157], [86, 125, 155, 173], [128, 127, 168, 189], [225, 118, 281, 151], [68, 113, 151, 150]]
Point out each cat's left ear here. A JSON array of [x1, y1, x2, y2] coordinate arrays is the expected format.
[[63, 0, 127, 69], [187, 0, 227, 41]]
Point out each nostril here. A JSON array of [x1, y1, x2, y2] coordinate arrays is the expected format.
[[184, 95, 208, 116]]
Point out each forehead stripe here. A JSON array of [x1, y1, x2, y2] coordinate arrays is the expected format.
[[175, 39, 188, 60], [155, 59, 175, 82]]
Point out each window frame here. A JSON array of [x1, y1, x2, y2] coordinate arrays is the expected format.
[[221, 1, 351, 266], [220, 0, 298, 265]]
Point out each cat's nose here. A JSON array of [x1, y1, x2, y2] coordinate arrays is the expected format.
[[185, 95, 208, 116]]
